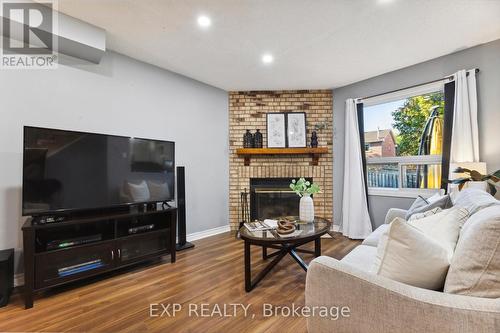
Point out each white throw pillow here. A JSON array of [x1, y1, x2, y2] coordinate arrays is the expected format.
[[127, 181, 151, 202], [452, 188, 499, 214], [407, 207, 442, 222], [147, 181, 171, 201], [407, 207, 469, 258], [372, 218, 450, 290], [444, 205, 500, 298]]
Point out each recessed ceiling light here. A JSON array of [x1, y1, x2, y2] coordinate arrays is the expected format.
[[377, 0, 395, 4], [197, 15, 211, 28], [262, 54, 274, 64]]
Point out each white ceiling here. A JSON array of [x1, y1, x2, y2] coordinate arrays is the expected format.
[[56, 0, 500, 91]]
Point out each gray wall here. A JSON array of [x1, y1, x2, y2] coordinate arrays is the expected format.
[[0, 51, 229, 273], [333, 38, 500, 229]]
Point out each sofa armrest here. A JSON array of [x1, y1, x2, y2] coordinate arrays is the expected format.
[[384, 208, 407, 224], [305, 256, 500, 333]]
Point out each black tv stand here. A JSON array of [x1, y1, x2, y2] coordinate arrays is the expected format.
[[22, 207, 177, 309]]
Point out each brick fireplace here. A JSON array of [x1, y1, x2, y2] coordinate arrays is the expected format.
[[229, 90, 333, 230]]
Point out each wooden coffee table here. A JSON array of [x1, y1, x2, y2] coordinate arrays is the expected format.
[[239, 216, 331, 292]]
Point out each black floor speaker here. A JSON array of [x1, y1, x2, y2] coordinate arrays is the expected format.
[[176, 166, 194, 251], [0, 248, 14, 307]]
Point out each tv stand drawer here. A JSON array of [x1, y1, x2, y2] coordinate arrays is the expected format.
[[117, 230, 170, 264], [35, 242, 115, 289]]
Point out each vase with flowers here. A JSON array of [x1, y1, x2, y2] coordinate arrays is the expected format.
[[289, 178, 321, 222]]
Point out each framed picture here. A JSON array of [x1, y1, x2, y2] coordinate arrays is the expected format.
[[286, 112, 307, 148], [266, 113, 286, 148]]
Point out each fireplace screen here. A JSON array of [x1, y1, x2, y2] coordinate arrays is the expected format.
[[250, 178, 312, 221]]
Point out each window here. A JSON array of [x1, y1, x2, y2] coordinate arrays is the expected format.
[[361, 82, 445, 194]]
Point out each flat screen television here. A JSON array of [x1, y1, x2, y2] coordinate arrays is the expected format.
[[22, 126, 175, 216]]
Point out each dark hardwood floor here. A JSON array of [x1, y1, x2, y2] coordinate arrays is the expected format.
[[0, 231, 359, 333]]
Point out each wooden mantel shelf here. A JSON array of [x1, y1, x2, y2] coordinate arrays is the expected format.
[[236, 147, 329, 166]]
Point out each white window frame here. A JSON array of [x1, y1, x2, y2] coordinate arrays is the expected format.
[[361, 81, 445, 107], [367, 155, 442, 198], [361, 81, 446, 198]]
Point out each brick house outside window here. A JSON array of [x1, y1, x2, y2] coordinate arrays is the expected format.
[[364, 128, 396, 158]]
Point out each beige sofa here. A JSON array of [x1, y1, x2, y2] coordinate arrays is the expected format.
[[305, 192, 500, 333]]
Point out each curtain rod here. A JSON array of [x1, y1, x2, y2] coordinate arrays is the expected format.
[[358, 68, 479, 102]]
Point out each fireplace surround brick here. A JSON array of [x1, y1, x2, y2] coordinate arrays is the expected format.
[[229, 90, 333, 230]]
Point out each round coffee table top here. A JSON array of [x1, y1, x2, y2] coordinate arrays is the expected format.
[[239, 216, 331, 244]]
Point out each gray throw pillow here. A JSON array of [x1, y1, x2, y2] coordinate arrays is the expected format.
[[405, 195, 452, 220], [405, 196, 428, 219]]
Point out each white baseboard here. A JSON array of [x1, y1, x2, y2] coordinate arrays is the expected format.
[[186, 225, 230, 242], [331, 224, 340, 232]]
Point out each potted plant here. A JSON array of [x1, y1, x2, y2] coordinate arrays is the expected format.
[[290, 178, 321, 222], [449, 168, 500, 195]]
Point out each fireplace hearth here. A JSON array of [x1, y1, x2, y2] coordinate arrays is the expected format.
[[250, 178, 312, 221]]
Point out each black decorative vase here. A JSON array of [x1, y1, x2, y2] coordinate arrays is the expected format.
[[254, 129, 263, 148], [243, 130, 254, 148], [311, 131, 318, 148]]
